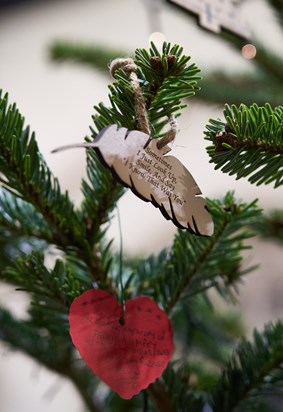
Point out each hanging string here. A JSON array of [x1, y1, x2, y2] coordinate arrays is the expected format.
[[143, 389, 148, 412], [157, 114, 179, 150], [109, 57, 178, 149], [116, 206, 126, 325], [109, 58, 151, 136]]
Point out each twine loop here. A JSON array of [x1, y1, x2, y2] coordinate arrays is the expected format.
[[109, 58, 137, 77], [109, 57, 178, 149]]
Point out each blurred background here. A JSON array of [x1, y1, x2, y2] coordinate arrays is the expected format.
[[0, 0, 282, 410]]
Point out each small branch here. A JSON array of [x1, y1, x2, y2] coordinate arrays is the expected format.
[[147, 380, 173, 412], [70, 370, 104, 412], [84, 178, 122, 243], [231, 352, 283, 411], [215, 129, 283, 155], [165, 219, 228, 314]]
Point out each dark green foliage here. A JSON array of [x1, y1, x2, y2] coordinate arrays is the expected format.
[[2, 251, 89, 309], [0, 91, 85, 248], [205, 103, 283, 187], [198, 71, 283, 107], [252, 209, 283, 244], [49, 2, 283, 109], [200, 1, 283, 107], [80, 147, 124, 244], [1, 41, 283, 412], [190, 1, 283, 107], [136, 192, 261, 312], [211, 321, 283, 412], [172, 297, 244, 367], [50, 41, 125, 71], [0, 189, 53, 241], [0, 306, 103, 412], [105, 390, 156, 412], [269, 0, 283, 28], [91, 42, 201, 137], [200, 36, 283, 107], [0, 89, 126, 287], [0, 306, 70, 371], [161, 363, 206, 411], [0, 190, 47, 267]]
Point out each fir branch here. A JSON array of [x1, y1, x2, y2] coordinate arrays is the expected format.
[[50, 41, 125, 72], [0, 307, 103, 412], [68, 367, 104, 412], [269, 0, 283, 29], [160, 364, 206, 411], [0, 189, 47, 267], [147, 380, 174, 412], [171, 297, 244, 366], [82, 42, 201, 244], [210, 321, 283, 412], [0, 229, 45, 270], [220, 30, 283, 86], [2, 40, 281, 412], [91, 42, 201, 138], [198, 71, 283, 107], [81, 148, 124, 244], [0, 189, 53, 241], [0, 91, 111, 286], [248, 41, 283, 85], [136, 192, 261, 313], [197, 20, 283, 107], [252, 209, 283, 244], [1, 251, 90, 311], [205, 103, 283, 187], [0, 251, 93, 353], [178, 360, 219, 393], [0, 91, 85, 248], [79, 147, 125, 277], [0, 306, 70, 370]]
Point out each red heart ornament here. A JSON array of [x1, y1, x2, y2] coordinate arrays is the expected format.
[[69, 289, 174, 399]]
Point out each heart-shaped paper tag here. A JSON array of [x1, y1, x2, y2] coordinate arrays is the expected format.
[[69, 289, 174, 399]]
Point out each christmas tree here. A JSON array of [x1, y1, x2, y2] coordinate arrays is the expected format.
[[1, 37, 283, 412]]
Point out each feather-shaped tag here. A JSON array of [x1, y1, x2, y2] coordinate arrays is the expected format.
[[53, 124, 214, 236]]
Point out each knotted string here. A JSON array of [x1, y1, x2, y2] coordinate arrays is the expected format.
[[157, 114, 179, 150], [109, 58, 151, 136], [109, 57, 178, 149]]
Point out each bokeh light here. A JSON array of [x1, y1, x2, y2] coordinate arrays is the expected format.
[[241, 43, 257, 59], [149, 31, 166, 49]]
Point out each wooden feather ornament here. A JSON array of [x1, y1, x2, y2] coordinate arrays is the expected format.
[[53, 124, 214, 236]]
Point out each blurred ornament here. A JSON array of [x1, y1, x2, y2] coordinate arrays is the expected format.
[[167, 0, 250, 38], [143, 0, 164, 34]]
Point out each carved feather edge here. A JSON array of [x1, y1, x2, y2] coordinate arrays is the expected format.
[[92, 126, 206, 236]]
